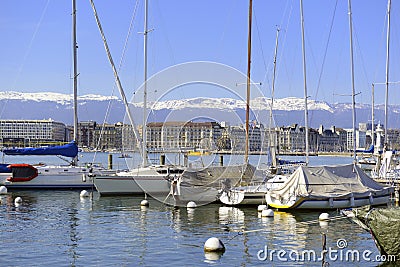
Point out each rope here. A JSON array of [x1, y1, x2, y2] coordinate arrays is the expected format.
[[91, 0, 140, 164], [89, 0, 143, 159]]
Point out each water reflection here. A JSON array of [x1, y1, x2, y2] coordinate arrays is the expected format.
[[0, 191, 383, 266]]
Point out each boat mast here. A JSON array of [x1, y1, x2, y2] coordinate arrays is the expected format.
[[300, 0, 309, 165], [348, 0, 357, 162], [384, 0, 391, 147], [245, 0, 253, 164], [142, 0, 149, 167], [72, 0, 78, 166], [269, 27, 280, 168], [371, 83, 375, 149]]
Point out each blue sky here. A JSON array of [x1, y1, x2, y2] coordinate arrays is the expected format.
[[1, 0, 399, 105]]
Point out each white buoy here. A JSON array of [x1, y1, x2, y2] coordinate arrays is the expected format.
[[204, 237, 225, 252], [140, 199, 149, 206], [261, 209, 274, 217], [319, 212, 330, 221], [187, 201, 197, 208], [0, 186, 7, 194], [14, 196, 22, 204], [257, 205, 267, 212], [319, 221, 329, 228], [80, 190, 89, 198]]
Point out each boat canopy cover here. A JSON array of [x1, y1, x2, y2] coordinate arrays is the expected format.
[[355, 207, 400, 258], [268, 164, 393, 200], [0, 164, 11, 173], [2, 141, 78, 158]]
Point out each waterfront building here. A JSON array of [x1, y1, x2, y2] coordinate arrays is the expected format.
[[344, 128, 366, 151], [278, 124, 306, 153], [146, 121, 223, 152], [78, 121, 136, 151], [317, 125, 340, 152], [0, 119, 67, 147], [386, 128, 400, 150]]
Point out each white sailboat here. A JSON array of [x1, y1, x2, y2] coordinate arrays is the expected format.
[[0, 0, 112, 190], [92, 0, 186, 197], [93, 1, 255, 205], [219, 2, 291, 206], [265, 0, 394, 210]]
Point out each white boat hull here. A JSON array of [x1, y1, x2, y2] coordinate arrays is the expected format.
[[0, 165, 106, 189], [219, 175, 287, 205], [266, 193, 392, 210], [94, 173, 170, 195], [94, 165, 183, 196]]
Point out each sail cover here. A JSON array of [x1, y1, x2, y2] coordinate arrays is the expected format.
[[2, 141, 78, 158]]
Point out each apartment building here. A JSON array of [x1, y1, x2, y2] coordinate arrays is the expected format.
[[0, 119, 67, 147]]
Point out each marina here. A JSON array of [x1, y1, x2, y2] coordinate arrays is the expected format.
[[1, 0, 400, 265]]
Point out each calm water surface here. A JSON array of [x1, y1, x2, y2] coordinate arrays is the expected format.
[[0, 153, 392, 266]]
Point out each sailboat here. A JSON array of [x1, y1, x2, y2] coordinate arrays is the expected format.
[[92, 0, 186, 197], [265, 0, 394, 210], [0, 0, 113, 190], [219, 2, 292, 206], [93, 1, 255, 205]]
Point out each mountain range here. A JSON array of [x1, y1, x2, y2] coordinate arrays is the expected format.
[[0, 91, 398, 129]]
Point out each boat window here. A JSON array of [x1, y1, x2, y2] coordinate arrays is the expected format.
[[170, 169, 184, 174]]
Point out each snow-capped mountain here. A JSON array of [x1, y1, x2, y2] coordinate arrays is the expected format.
[[0, 91, 398, 128]]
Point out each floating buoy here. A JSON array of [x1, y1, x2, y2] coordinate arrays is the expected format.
[[204, 237, 225, 252], [140, 199, 149, 206], [257, 205, 267, 212], [80, 190, 89, 198], [319, 212, 330, 221], [261, 209, 274, 217], [0, 186, 7, 194], [14, 197, 22, 204], [187, 201, 197, 208], [319, 221, 329, 228]]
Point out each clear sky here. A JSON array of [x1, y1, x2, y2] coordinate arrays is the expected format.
[[1, 0, 399, 105]]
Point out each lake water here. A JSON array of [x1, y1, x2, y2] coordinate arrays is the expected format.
[[0, 153, 396, 266]]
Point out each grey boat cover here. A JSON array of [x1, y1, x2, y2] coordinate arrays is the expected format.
[[181, 163, 256, 188], [354, 207, 400, 259], [268, 163, 393, 200]]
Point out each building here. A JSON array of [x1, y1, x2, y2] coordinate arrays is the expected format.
[[278, 124, 306, 153], [146, 121, 223, 151], [78, 121, 136, 151], [0, 119, 67, 147], [317, 125, 340, 152]]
